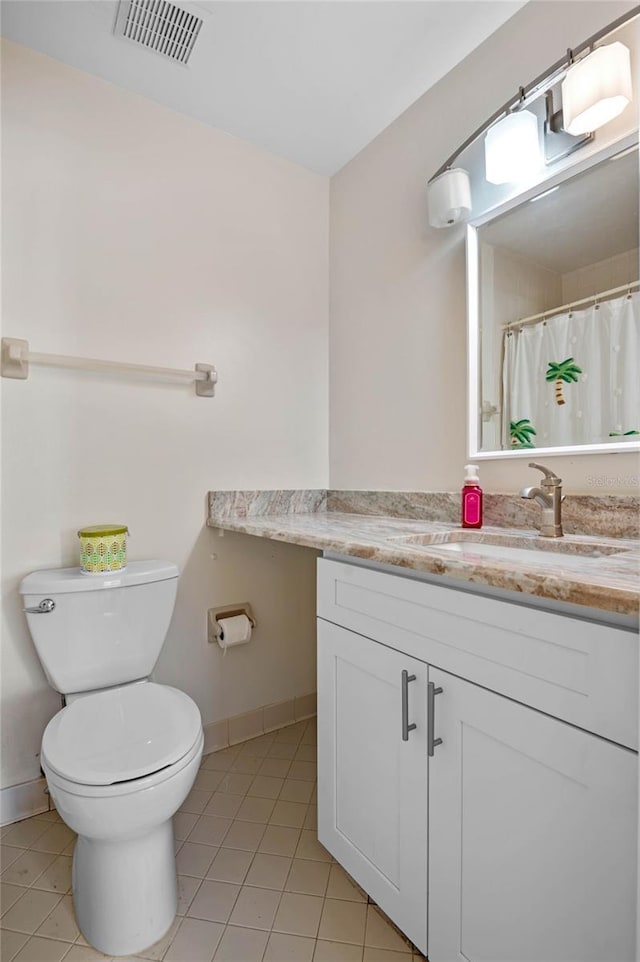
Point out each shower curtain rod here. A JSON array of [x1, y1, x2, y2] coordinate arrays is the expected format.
[[503, 280, 639, 331]]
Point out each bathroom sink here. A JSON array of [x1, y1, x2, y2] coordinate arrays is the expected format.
[[388, 530, 630, 561], [419, 541, 612, 567]]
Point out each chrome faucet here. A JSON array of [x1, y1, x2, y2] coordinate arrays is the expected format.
[[519, 462, 563, 538]]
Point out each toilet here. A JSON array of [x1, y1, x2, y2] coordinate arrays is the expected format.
[[20, 560, 204, 958]]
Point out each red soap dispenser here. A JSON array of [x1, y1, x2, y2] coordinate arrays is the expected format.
[[461, 464, 483, 529]]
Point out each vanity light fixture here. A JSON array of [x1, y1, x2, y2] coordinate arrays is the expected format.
[[562, 42, 632, 136], [425, 6, 638, 228], [426, 168, 472, 228], [484, 109, 542, 185]]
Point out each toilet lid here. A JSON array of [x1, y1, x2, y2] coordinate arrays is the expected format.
[[42, 683, 202, 786]]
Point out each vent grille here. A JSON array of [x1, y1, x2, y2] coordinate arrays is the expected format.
[[115, 0, 203, 65]]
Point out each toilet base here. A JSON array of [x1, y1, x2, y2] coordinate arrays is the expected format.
[[73, 820, 177, 957]]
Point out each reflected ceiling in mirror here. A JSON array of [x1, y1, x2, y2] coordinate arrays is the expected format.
[[468, 139, 639, 458]]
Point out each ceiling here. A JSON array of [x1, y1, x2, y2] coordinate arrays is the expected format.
[[0, 0, 526, 175], [481, 146, 639, 274]]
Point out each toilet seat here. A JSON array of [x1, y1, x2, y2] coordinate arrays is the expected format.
[[42, 682, 201, 787]]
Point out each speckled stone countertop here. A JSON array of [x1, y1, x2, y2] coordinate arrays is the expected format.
[[207, 490, 640, 618]]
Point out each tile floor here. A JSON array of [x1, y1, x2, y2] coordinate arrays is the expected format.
[[1, 719, 425, 962]]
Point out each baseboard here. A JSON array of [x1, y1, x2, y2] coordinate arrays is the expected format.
[[0, 777, 50, 827], [203, 691, 317, 755]]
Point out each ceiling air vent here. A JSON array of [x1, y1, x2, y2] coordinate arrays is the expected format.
[[115, 0, 203, 66]]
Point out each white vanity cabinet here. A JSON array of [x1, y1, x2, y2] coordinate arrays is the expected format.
[[317, 558, 638, 962], [428, 666, 637, 962], [317, 618, 429, 951]]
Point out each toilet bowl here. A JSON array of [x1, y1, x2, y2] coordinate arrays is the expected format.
[[41, 681, 203, 957], [20, 561, 204, 957]]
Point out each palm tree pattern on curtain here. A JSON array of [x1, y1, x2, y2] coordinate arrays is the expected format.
[[502, 292, 638, 448], [545, 357, 582, 406], [510, 419, 537, 448]]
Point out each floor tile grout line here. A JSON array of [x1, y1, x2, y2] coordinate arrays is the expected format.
[[1, 849, 64, 893], [0, 883, 66, 942]]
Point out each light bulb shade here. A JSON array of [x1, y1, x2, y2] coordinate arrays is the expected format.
[[562, 42, 632, 136], [427, 168, 472, 228], [484, 110, 542, 185]]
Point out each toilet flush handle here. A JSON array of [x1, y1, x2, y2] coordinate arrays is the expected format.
[[23, 598, 56, 614]]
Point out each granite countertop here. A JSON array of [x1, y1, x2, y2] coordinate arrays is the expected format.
[[207, 490, 640, 618]]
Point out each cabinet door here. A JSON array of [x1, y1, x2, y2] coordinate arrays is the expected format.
[[317, 618, 428, 953], [428, 667, 638, 962]]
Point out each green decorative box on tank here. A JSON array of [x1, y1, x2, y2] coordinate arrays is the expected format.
[[78, 524, 129, 573]]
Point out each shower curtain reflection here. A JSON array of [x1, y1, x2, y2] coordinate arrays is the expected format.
[[503, 291, 639, 449]]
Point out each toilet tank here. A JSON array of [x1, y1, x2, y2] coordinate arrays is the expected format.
[[19, 561, 179, 696]]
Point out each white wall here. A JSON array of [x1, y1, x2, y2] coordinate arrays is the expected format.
[[330, 0, 640, 494], [1, 40, 328, 790], [562, 248, 640, 303]]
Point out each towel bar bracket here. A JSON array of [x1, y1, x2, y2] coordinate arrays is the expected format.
[[1, 338, 29, 380], [195, 362, 217, 397]]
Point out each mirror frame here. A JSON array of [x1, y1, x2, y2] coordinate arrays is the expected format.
[[466, 130, 640, 460]]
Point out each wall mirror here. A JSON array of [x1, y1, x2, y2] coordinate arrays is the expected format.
[[467, 136, 639, 459]]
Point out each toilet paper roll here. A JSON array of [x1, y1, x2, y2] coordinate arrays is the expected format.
[[218, 614, 252, 650]]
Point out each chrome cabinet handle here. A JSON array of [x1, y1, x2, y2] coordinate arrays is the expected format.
[[401, 670, 417, 741], [23, 598, 56, 614], [428, 681, 443, 756]]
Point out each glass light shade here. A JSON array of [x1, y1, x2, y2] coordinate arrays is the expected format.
[[427, 168, 472, 228], [484, 110, 542, 185], [562, 42, 632, 136]]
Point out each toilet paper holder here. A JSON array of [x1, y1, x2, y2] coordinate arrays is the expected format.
[[207, 603, 256, 645]]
